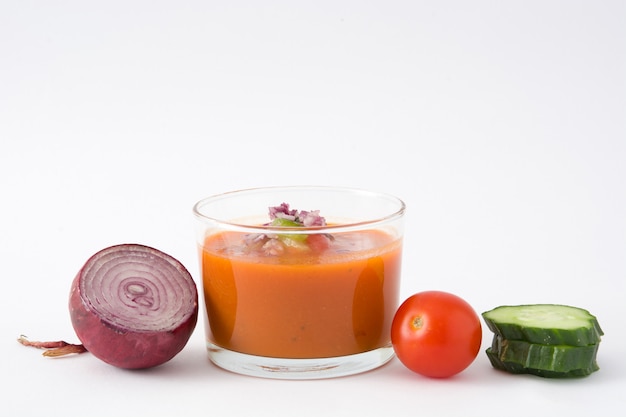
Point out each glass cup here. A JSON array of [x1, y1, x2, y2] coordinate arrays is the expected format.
[[193, 186, 405, 379]]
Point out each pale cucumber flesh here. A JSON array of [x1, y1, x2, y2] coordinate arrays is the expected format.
[[482, 304, 603, 346]]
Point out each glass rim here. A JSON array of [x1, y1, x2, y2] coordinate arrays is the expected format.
[[192, 185, 406, 235]]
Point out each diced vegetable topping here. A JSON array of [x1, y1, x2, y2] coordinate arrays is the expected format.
[[268, 203, 327, 227], [247, 203, 331, 255]]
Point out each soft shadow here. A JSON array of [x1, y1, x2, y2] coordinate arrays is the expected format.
[[124, 344, 217, 381]]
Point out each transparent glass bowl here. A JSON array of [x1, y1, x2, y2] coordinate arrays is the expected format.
[[193, 186, 405, 379]]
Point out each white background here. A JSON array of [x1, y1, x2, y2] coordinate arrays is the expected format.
[[1, 1, 625, 416]]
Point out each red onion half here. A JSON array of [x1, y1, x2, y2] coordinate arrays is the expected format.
[[69, 244, 198, 369]]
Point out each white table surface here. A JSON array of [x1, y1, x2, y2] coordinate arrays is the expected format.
[[2, 1, 625, 416]]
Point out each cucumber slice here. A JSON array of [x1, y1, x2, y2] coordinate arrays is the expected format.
[[486, 347, 599, 378], [490, 335, 599, 373], [482, 304, 603, 346]]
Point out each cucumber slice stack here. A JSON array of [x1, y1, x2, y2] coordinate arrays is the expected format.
[[482, 304, 603, 378]]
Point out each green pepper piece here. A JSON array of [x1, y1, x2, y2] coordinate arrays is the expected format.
[[270, 218, 308, 246]]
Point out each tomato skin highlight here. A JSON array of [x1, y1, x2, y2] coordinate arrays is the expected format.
[[391, 291, 482, 378]]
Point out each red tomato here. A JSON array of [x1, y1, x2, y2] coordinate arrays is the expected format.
[[391, 290, 482, 378]]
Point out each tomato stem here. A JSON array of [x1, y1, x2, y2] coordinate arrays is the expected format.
[[412, 316, 423, 330]]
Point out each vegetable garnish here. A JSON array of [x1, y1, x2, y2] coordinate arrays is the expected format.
[[246, 203, 333, 255], [269, 202, 327, 227]]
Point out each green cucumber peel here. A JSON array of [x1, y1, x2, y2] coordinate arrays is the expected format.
[[486, 347, 599, 378], [490, 335, 600, 373]]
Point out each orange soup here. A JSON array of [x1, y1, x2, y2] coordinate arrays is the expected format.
[[200, 229, 402, 359]]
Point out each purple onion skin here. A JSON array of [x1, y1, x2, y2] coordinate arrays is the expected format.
[[69, 244, 198, 369]]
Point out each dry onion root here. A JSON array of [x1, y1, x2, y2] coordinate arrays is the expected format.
[[18, 335, 87, 356], [20, 244, 198, 369]]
